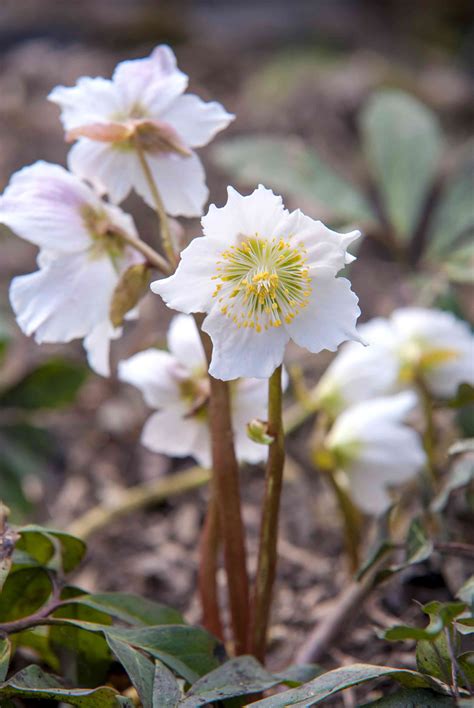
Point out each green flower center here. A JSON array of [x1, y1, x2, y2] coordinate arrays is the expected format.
[[82, 205, 126, 265], [212, 235, 311, 332]]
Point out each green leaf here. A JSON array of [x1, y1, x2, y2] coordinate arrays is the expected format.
[[457, 575, 474, 607], [384, 602, 466, 642], [0, 637, 10, 682], [360, 688, 456, 706], [427, 144, 474, 259], [0, 520, 18, 591], [69, 592, 184, 626], [442, 241, 474, 284], [361, 90, 442, 242], [356, 505, 395, 581], [180, 655, 280, 706], [273, 663, 324, 687], [106, 635, 155, 708], [247, 664, 434, 707], [18, 525, 86, 574], [457, 651, 474, 686], [0, 664, 132, 706], [0, 357, 87, 410], [416, 633, 455, 684], [431, 454, 474, 512], [153, 660, 181, 708], [13, 626, 60, 672], [0, 567, 52, 621], [374, 518, 433, 584], [212, 137, 374, 226]]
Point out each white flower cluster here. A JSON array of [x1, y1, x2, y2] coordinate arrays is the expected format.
[[313, 307, 474, 513]]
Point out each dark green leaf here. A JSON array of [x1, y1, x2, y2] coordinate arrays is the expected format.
[[0, 357, 87, 410], [273, 663, 324, 687], [427, 145, 474, 259], [106, 635, 155, 708], [416, 633, 454, 684], [374, 518, 433, 585], [153, 660, 181, 708], [448, 384, 474, 410], [0, 664, 131, 706], [180, 655, 280, 706], [247, 664, 434, 707], [457, 576, 474, 607], [69, 592, 184, 626], [19, 525, 86, 574], [361, 90, 441, 242], [13, 626, 60, 671], [360, 688, 456, 706], [0, 567, 52, 621], [212, 137, 374, 226], [384, 602, 467, 641], [431, 454, 474, 512], [457, 651, 474, 686], [0, 637, 10, 682]]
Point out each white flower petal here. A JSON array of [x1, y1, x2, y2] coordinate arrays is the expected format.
[[201, 185, 289, 245], [113, 45, 188, 115], [166, 314, 206, 372], [84, 320, 122, 377], [0, 162, 95, 252], [287, 210, 360, 272], [68, 140, 137, 204], [10, 251, 117, 344], [137, 151, 208, 217], [141, 409, 211, 467], [203, 307, 289, 380], [151, 235, 222, 314], [48, 77, 121, 131], [161, 94, 234, 148], [286, 275, 362, 354], [118, 349, 185, 410]]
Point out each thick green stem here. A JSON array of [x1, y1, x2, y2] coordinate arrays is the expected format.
[[134, 138, 178, 268], [250, 365, 285, 662], [197, 491, 224, 641]]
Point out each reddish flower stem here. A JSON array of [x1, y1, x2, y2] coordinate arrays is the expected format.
[[198, 491, 224, 641]]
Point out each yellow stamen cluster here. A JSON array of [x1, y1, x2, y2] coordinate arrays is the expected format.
[[211, 234, 311, 332]]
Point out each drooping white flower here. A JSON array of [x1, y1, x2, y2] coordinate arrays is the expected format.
[[313, 318, 399, 417], [1, 161, 144, 375], [324, 392, 427, 514], [151, 185, 362, 380], [388, 308, 474, 399], [118, 314, 272, 467], [49, 45, 234, 217]]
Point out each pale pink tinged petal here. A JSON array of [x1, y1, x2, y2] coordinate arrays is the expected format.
[[48, 77, 121, 131], [84, 320, 121, 377], [160, 94, 234, 148], [286, 275, 362, 354], [118, 349, 184, 409], [202, 185, 289, 244], [113, 45, 188, 115], [135, 151, 207, 217], [141, 409, 211, 467], [68, 140, 136, 204], [66, 122, 132, 143], [203, 307, 289, 380], [0, 162, 94, 252], [166, 314, 206, 372], [151, 235, 222, 314]]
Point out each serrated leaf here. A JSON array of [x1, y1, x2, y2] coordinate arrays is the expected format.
[[0, 664, 131, 706], [361, 90, 442, 242], [0, 637, 10, 682], [0, 357, 87, 410], [360, 688, 456, 706], [153, 660, 181, 708], [180, 655, 280, 707], [212, 137, 374, 226], [68, 592, 184, 626], [0, 567, 52, 621], [427, 145, 474, 258], [247, 664, 434, 707], [106, 636, 155, 708], [18, 525, 86, 574]]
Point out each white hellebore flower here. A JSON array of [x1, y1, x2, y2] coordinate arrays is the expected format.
[[389, 308, 474, 399], [49, 45, 234, 217], [152, 185, 362, 380], [118, 314, 272, 468], [1, 161, 144, 376], [324, 392, 427, 514], [313, 318, 399, 417]]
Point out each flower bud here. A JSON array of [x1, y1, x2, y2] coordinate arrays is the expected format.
[[247, 418, 274, 445], [109, 263, 150, 327]]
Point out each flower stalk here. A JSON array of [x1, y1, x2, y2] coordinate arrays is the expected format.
[[250, 364, 285, 662], [197, 491, 224, 641]]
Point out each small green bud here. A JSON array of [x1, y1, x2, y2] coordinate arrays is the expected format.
[[247, 419, 274, 445], [109, 263, 150, 327]]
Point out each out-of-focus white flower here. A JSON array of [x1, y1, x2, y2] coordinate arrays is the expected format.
[[313, 318, 399, 416], [1, 161, 144, 375], [49, 45, 234, 217], [324, 392, 427, 514], [118, 314, 272, 467], [152, 185, 362, 380], [388, 308, 474, 398]]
